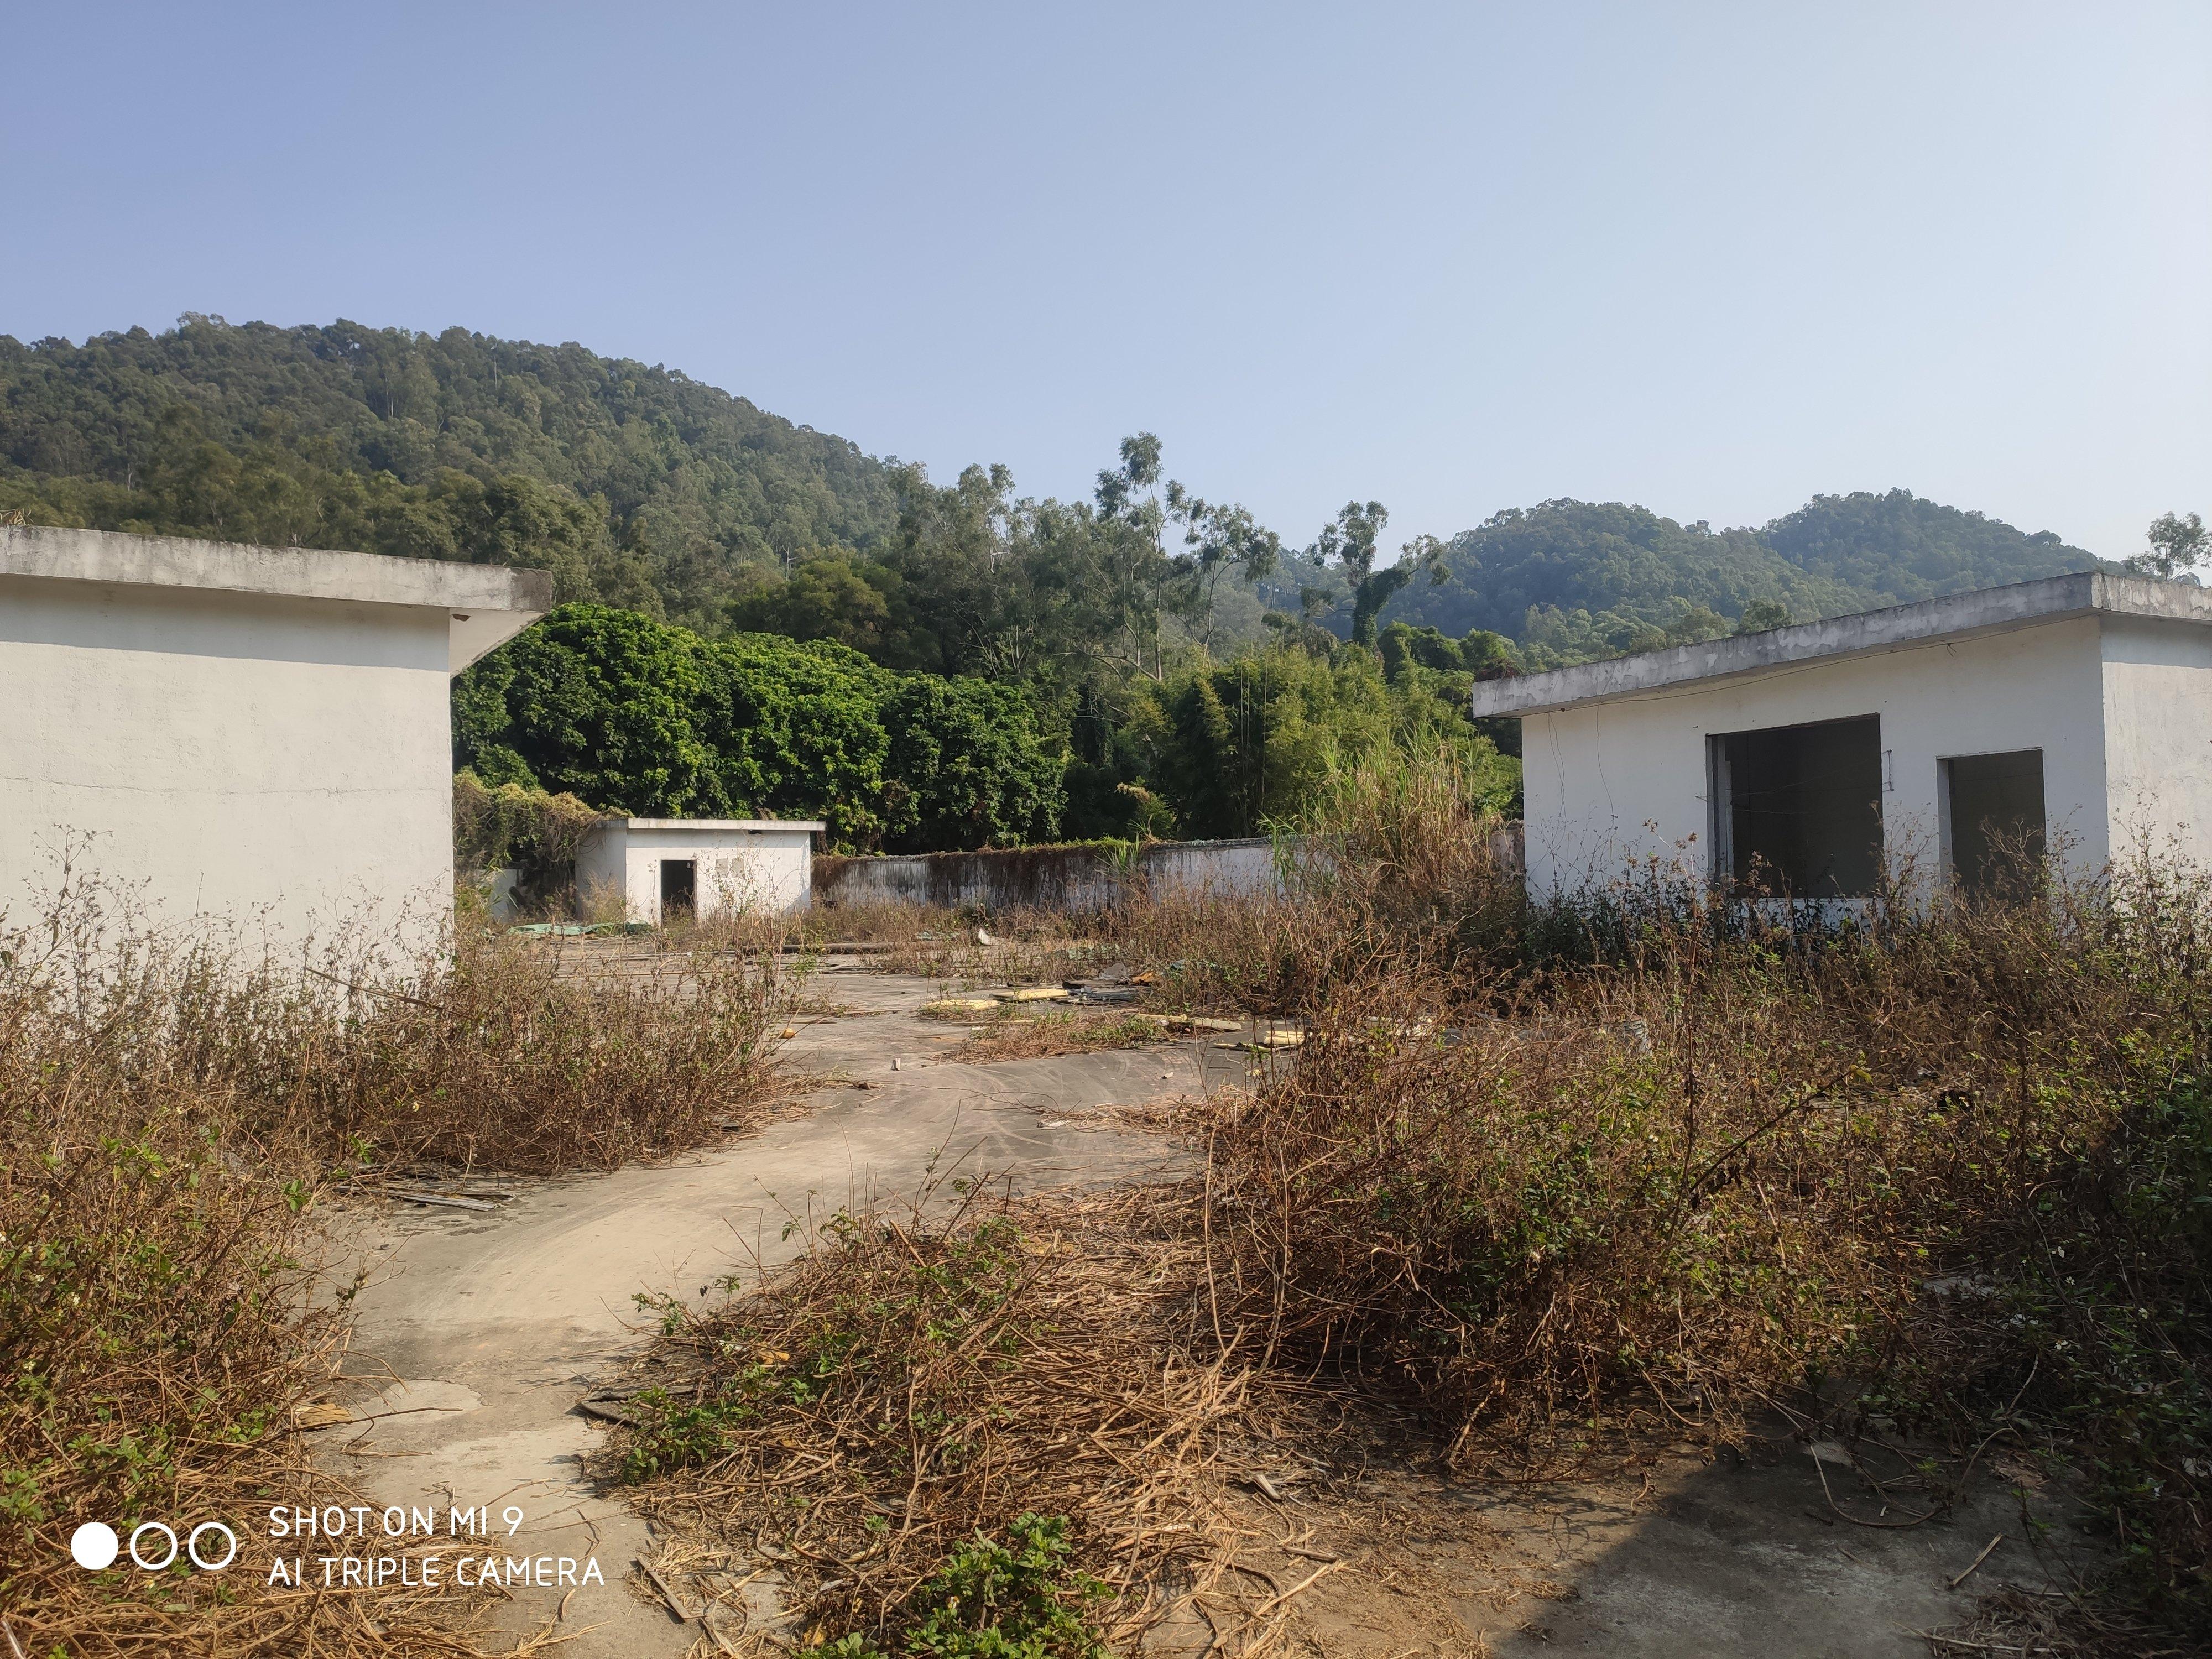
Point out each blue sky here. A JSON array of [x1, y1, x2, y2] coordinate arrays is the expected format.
[[4, 2, 2206, 559]]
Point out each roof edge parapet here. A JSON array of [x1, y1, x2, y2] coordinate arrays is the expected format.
[[0, 523, 554, 613], [596, 818, 828, 833], [1471, 571, 2210, 717]]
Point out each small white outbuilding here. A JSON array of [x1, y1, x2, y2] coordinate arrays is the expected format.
[[575, 818, 823, 923], [0, 524, 549, 956], [1473, 572, 2212, 900]]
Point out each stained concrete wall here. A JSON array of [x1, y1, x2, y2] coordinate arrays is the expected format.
[[2099, 613, 2212, 867], [814, 837, 1287, 914], [0, 526, 547, 961], [576, 822, 817, 922], [1516, 617, 2114, 895]]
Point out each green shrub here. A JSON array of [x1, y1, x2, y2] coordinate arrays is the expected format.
[[802, 1515, 1109, 1659]]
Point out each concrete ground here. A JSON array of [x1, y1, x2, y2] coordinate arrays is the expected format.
[[323, 966, 2084, 1657]]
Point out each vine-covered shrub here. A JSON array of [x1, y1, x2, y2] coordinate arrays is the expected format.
[[451, 769, 602, 905]]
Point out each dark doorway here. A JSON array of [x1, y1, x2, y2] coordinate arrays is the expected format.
[[659, 858, 696, 921], [1708, 715, 1884, 898], [1942, 749, 2045, 898]]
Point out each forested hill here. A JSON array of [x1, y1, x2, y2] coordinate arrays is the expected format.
[[2, 318, 2106, 665], [1380, 493, 2101, 666], [0, 317, 897, 626]]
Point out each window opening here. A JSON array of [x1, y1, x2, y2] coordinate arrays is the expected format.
[[1707, 715, 1883, 898], [1941, 749, 2045, 899]]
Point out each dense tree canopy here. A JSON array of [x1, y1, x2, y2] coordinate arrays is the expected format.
[[1381, 495, 2103, 665], [455, 606, 1062, 853], [0, 318, 894, 626]]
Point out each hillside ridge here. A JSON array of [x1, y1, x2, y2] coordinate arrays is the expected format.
[[2, 317, 2101, 655]]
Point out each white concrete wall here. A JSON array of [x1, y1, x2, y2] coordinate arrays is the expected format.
[[1520, 617, 2111, 895], [2099, 615, 2212, 867], [578, 826, 813, 922], [0, 571, 455, 957], [813, 837, 1288, 913]]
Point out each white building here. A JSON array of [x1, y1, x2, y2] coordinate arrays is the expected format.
[[576, 818, 823, 923], [0, 524, 549, 954], [1473, 572, 2212, 899]]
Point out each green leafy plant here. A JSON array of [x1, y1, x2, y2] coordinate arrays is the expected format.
[[801, 1515, 1109, 1659]]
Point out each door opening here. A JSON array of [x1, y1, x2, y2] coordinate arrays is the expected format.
[[1941, 749, 2045, 898], [1707, 715, 1883, 898], [659, 858, 697, 921]]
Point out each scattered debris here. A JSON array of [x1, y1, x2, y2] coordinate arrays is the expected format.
[[700, 1599, 747, 1653], [384, 1190, 500, 1212], [291, 1400, 356, 1430], [637, 1553, 698, 1622], [1948, 1533, 2005, 1590], [509, 921, 653, 937]]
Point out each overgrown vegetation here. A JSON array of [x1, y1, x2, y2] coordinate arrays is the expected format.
[[947, 1006, 1175, 1064], [801, 1515, 1112, 1659], [450, 768, 601, 906], [622, 749, 2211, 1652], [606, 1185, 1272, 1655], [0, 863, 791, 1653]]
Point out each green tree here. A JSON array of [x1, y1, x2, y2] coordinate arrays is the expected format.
[[724, 552, 901, 659], [456, 606, 718, 816], [2126, 511, 2208, 580], [879, 676, 1064, 852], [1313, 502, 1449, 649], [1168, 488, 1281, 649], [455, 604, 1062, 853], [695, 633, 894, 849], [1735, 597, 1792, 634]]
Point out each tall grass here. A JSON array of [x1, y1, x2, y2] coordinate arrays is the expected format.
[[0, 868, 791, 1655]]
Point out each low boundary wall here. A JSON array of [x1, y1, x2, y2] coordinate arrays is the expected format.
[[813, 837, 1285, 914]]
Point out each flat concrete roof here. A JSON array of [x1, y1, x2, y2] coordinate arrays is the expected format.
[[1470, 570, 2211, 717], [596, 818, 826, 834], [0, 524, 552, 671]]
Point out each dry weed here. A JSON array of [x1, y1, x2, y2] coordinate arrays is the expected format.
[[0, 865, 793, 1653], [950, 1009, 1175, 1064], [600, 1181, 1345, 1654]]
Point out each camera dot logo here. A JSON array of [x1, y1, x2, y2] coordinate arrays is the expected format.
[[67, 1519, 236, 1573]]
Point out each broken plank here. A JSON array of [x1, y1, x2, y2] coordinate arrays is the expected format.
[[385, 1190, 499, 1212]]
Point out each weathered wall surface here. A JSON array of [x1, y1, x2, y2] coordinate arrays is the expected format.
[[2099, 614, 2212, 867], [1518, 616, 2112, 895], [0, 571, 456, 956], [815, 837, 1286, 914]]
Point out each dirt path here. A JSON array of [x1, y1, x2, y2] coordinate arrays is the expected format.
[[325, 970, 1200, 1655], [325, 968, 2086, 1657]]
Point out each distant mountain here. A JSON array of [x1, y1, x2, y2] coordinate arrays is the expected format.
[[1761, 489, 2100, 602], [1381, 492, 2102, 665], [0, 319, 2107, 669], [0, 317, 898, 626]]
